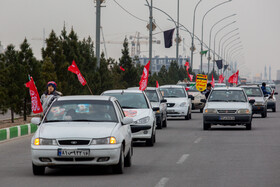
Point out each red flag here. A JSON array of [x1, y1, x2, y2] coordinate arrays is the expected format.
[[156, 81, 159, 88], [218, 74, 225, 83], [120, 66, 125, 71], [211, 74, 215, 88], [68, 60, 87, 86], [187, 71, 193, 82], [139, 61, 150, 91], [184, 61, 190, 71], [185, 87, 190, 91], [228, 70, 239, 84], [25, 76, 43, 114]]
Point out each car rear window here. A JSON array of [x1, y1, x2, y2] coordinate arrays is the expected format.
[[145, 90, 159, 102], [160, 88, 186, 98], [242, 87, 262, 97], [208, 90, 247, 102]]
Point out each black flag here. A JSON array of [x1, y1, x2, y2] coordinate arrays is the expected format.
[[163, 28, 175, 48], [216, 60, 223, 69], [223, 64, 229, 72]]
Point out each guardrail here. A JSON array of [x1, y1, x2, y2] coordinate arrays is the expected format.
[[0, 124, 38, 141]]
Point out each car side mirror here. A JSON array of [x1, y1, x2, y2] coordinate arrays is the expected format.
[[130, 125, 151, 133], [249, 99, 255, 104], [161, 99, 167, 103], [274, 92, 278, 95], [188, 95, 194, 100], [122, 117, 133, 125], [31, 117, 41, 125], [200, 99, 206, 103], [152, 107, 160, 112]]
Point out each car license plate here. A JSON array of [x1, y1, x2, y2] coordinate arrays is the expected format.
[[220, 116, 235, 120], [57, 149, 90, 157]]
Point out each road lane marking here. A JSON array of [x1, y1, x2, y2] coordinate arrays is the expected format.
[[155, 177, 169, 187], [176, 154, 189, 164], [194, 137, 202, 144]]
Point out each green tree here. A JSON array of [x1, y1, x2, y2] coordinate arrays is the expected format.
[[158, 65, 169, 85], [167, 62, 180, 84], [0, 54, 8, 114]]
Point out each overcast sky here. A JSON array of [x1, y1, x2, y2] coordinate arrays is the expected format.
[[1, 0, 280, 79]]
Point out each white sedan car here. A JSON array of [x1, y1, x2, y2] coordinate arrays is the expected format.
[[31, 96, 137, 175], [160, 85, 193, 120], [102, 90, 157, 146], [202, 87, 254, 130]]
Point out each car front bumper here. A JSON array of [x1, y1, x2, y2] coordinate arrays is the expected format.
[[192, 101, 205, 110], [132, 122, 154, 140], [167, 106, 189, 117], [31, 144, 121, 166], [203, 114, 252, 125], [252, 105, 266, 114], [267, 101, 276, 109]]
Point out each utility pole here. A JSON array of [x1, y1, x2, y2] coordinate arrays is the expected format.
[[149, 0, 153, 64], [176, 0, 179, 63], [96, 0, 101, 69]]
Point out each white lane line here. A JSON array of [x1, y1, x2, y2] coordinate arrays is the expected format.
[[155, 177, 169, 187], [194, 137, 202, 144], [176, 154, 189, 164]]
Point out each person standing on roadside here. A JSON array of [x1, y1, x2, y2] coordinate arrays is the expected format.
[[41, 81, 62, 114]]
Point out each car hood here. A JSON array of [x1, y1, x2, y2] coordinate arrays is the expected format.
[[165, 97, 188, 104], [39, 122, 117, 139], [206, 102, 249, 110], [123, 109, 151, 121]]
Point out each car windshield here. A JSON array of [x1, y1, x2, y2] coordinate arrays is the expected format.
[[44, 100, 118, 123], [160, 88, 186, 98], [208, 90, 247, 102], [145, 90, 159, 102], [242, 87, 262, 97], [104, 92, 149, 109]]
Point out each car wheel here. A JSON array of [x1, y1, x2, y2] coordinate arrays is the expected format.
[[32, 163, 45, 175], [146, 130, 155, 146], [112, 146, 124, 174], [189, 111, 192, 119], [124, 146, 132, 167], [185, 111, 190, 120], [272, 107, 276, 112], [203, 122, 211, 130], [162, 118, 167, 128], [246, 122, 252, 130], [200, 108, 203, 113], [261, 112, 266, 118]]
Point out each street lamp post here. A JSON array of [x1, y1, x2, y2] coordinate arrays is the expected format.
[[200, 0, 232, 74], [221, 36, 240, 60], [176, 0, 180, 63], [223, 40, 241, 61], [191, 0, 202, 70], [218, 28, 239, 58], [226, 44, 243, 61]]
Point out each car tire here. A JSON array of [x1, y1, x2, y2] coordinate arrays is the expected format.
[[32, 163, 45, 175], [272, 107, 276, 112], [203, 122, 211, 130], [112, 146, 124, 174], [246, 122, 252, 130], [200, 108, 203, 113], [185, 111, 190, 120], [189, 111, 192, 119], [146, 130, 155, 146], [162, 118, 167, 128], [261, 112, 266, 118], [124, 147, 132, 167]]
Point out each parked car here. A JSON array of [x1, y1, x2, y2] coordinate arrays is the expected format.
[[202, 87, 254, 130], [102, 90, 157, 146], [31, 95, 138, 175], [186, 84, 205, 113], [239, 85, 268, 118], [127, 87, 167, 129], [159, 85, 193, 120], [265, 85, 278, 112]]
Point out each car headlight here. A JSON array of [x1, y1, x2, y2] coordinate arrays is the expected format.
[[91, 137, 117, 145], [179, 102, 187, 107], [204, 109, 217, 114], [237, 109, 250, 114], [33, 138, 57, 146], [254, 102, 264, 106], [134, 116, 150, 124]]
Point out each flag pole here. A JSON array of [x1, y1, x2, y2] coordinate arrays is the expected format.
[[86, 83, 93, 95]]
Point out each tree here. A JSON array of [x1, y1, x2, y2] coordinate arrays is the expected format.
[[158, 65, 169, 85], [168, 62, 180, 84], [0, 54, 8, 114]]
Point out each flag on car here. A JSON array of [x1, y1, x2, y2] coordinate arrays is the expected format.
[[120, 66, 125, 71], [228, 70, 239, 84], [25, 76, 43, 114], [156, 81, 159, 88], [211, 74, 215, 88], [163, 28, 175, 48], [139, 61, 150, 91], [218, 74, 225, 83], [68, 60, 87, 86]]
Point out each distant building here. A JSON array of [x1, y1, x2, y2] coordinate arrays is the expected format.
[[137, 56, 190, 73], [277, 70, 280, 80], [0, 41, 4, 54]]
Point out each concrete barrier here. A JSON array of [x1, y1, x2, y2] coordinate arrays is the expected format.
[[0, 124, 38, 141]]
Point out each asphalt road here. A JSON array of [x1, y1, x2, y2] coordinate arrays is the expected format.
[[1, 100, 280, 187]]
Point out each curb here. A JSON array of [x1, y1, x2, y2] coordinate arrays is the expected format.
[[0, 124, 38, 141]]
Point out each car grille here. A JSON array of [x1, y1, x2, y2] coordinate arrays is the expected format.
[[58, 140, 90, 145], [217, 110, 237, 114], [54, 158, 94, 162], [167, 103, 175, 107]]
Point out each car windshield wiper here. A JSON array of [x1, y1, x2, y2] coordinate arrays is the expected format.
[[122, 106, 137, 109], [44, 120, 65, 123], [209, 100, 225, 102], [149, 100, 159, 102], [227, 100, 245, 102]]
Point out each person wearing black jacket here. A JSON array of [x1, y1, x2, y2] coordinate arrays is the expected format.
[[202, 83, 212, 99]]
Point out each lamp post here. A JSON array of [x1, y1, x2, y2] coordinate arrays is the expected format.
[[208, 14, 236, 74], [218, 28, 239, 58], [226, 44, 243, 61], [221, 36, 240, 60], [223, 40, 241, 62], [190, 0, 203, 70], [176, 0, 180, 63], [200, 0, 232, 74]]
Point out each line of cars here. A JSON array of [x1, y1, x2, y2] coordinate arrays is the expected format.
[[201, 83, 277, 130], [30, 85, 194, 175]]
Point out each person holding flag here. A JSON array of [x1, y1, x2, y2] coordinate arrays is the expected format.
[[40, 81, 62, 114], [202, 83, 212, 99]]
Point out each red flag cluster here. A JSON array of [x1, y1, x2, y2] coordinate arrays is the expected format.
[[218, 74, 225, 83], [25, 77, 43, 114], [228, 70, 239, 84], [139, 61, 150, 91], [184, 61, 193, 81], [68, 61, 87, 86]]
